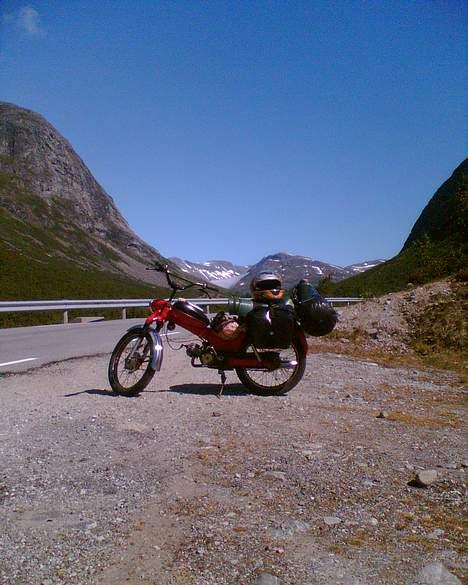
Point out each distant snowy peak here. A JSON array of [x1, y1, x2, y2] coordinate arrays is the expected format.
[[234, 252, 350, 291], [169, 258, 249, 286], [233, 253, 387, 291], [171, 253, 386, 291], [344, 259, 387, 273]]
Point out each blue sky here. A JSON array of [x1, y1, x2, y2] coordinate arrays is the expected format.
[[0, 1, 465, 267]]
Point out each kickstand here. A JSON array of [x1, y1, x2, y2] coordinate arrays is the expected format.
[[217, 370, 226, 398]]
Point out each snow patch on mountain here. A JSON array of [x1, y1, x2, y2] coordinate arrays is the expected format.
[[345, 259, 386, 273], [171, 253, 386, 291], [170, 258, 249, 286]]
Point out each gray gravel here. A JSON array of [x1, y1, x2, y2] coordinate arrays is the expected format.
[[0, 343, 465, 584]]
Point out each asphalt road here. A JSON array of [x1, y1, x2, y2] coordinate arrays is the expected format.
[[0, 319, 169, 373]]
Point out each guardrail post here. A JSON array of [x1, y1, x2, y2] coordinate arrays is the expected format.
[[205, 305, 210, 317], [63, 310, 68, 324], [121, 308, 127, 320]]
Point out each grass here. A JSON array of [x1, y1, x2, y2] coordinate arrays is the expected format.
[[314, 335, 466, 381], [383, 411, 464, 429], [408, 281, 467, 377]]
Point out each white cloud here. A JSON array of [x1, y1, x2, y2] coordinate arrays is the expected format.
[[16, 5, 44, 36]]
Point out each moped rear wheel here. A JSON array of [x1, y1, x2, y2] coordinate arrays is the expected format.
[[235, 338, 306, 396], [108, 330, 155, 396]]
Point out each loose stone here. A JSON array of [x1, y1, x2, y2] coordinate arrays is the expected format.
[[427, 528, 444, 539], [263, 471, 287, 482], [414, 562, 461, 584], [408, 469, 438, 488], [254, 573, 281, 585], [323, 516, 342, 526]]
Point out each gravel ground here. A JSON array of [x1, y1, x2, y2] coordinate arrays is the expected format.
[[0, 333, 465, 584]]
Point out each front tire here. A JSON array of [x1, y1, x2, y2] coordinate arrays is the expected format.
[[236, 338, 306, 396], [108, 330, 156, 396]]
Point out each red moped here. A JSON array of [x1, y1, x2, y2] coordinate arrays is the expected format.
[[108, 263, 308, 396]]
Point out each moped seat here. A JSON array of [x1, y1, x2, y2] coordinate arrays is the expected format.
[[173, 300, 210, 325]]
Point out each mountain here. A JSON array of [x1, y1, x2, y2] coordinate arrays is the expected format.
[[229, 253, 386, 292], [329, 159, 467, 297], [6, 100, 456, 304], [169, 258, 249, 288], [0, 102, 384, 302], [402, 159, 467, 251], [171, 252, 386, 291], [234, 253, 346, 291], [0, 102, 171, 299]]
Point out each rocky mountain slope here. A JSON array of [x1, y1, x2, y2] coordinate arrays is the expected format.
[[0, 102, 170, 296]]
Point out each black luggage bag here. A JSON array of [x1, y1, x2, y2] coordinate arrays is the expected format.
[[291, 279, 337, 336], [246, 303, 296, 349]]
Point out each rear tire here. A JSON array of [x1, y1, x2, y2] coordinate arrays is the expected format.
[[108, 330, 156, 396], [236, 338, 306, 396]]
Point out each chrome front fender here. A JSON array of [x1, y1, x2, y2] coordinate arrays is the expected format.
[[126, 325, 164, 372]]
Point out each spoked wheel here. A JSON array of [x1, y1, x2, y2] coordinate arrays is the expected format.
[[236, 338, 306, 396], [108, 330, 156, 396]]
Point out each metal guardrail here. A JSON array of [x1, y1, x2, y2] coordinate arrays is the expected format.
[[0, 298, 222, 324], [0, 297, 366, 324]]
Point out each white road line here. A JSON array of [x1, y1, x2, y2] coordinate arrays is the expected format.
[[0, 357, 39, 368]]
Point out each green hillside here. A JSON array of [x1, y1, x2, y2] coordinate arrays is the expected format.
[[0, 181, 170, 326], [0, 179, 165, 299], [322, 160, 467, 297]]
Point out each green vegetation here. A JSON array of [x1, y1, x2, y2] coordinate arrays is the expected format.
[[0, 187, 171, 327], [323, 236, 466, 297], [0, 236, 169, 327], [0, 170, 15, 190], [0, 236, 166, 300], [0, 192, 219, 326], [321, 159, 467, 298]]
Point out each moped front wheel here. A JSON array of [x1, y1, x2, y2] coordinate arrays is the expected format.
[[108, 330, 156, 396], [235, 339, 306, 396]]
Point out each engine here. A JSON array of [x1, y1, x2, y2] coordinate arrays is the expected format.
[[184, 343, 218, 367]]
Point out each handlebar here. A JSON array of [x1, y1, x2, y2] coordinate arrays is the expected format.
[[146, 260, 219, 298]]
